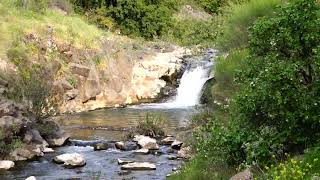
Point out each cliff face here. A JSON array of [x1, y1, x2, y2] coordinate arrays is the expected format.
[[59, 46, 188, 113]]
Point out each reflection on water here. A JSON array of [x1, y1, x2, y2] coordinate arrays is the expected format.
[[57, 107, 198, 141]]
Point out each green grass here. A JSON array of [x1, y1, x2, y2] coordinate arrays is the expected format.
[[0, 0, 105, 59], [168, 155, 236, 180], [216, 0, 283, 51]]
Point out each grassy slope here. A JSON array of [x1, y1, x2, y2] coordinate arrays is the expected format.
[[0, 0, 105, 60]]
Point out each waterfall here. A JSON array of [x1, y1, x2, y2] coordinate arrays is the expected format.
[[167, 62, 212, 107], [130, 50, 215, 109]]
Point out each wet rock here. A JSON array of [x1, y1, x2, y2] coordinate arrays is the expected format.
[[23, 129, 48, 147], [45, 131, 69, 147], [230, 169, 253, 180], [121, 162, 156, 170], [10, 147, 39, 161], [134, 148, 149, 155], [167, 156, 177, 160], [160, 137, 175, 145], [133, 135, 159, 150], [171, 140, 183, 150], [0, 160, 14, 170], [115, 141, 138, 151], [70, 63, 90, 77], [177, 146, 192, 159], [118, 170, 132, 176], [43, 148, 54, 153], [172, 167, 179, 171], [115, 141, 125, 150], [93, 142, 115, 151], [118, 159, 134, 165], [53, 153, 86, 168], [25, 176, 36, 180]]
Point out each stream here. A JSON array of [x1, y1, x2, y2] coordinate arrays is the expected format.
[[0, 57, 214, 180]]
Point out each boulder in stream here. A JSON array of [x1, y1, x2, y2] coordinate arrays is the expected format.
[[53, 153, 86, 168], [115, 141, 138, 151], [45, 131, 70, 147], [121, 162, 156, 170], [171, 140, 183, 150], [0, 160, 14, 170], [133, 135, 159, 150], [161, 137, 175, 145], [93, 142, 115, 151]]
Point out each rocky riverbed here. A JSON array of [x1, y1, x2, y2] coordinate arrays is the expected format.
[[0, 106, 197, 180]]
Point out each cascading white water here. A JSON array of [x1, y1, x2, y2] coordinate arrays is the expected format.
[[130, 49, 216, 109], [167, 63, 212, 107]]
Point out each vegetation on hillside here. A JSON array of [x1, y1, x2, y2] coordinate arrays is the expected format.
[[170, 0, 320, 179]]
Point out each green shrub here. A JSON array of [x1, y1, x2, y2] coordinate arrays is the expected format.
[[0, 127, 24, 159], [212, 49, 248, 104], [2, 40, 61, 120], [231, 0, 320, 165], [108, 0, 175, 39], [195, 0, 245, 14], [131, 113, 167, 138], [164, 18, 219, 47], [263, 147, 320, 179], [216, 0, 282, 51]]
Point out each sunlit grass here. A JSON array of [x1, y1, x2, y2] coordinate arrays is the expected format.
[[0, 0, 105, 59]]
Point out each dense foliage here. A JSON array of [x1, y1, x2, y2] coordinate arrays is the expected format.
[[173, 0, 320, 179]]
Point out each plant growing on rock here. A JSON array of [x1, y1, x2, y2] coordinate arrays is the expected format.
[[2, 40, 62, 121], [128, 113, 167, 138]]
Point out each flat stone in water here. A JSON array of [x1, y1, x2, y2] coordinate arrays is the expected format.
[[118, 159, 134, 165], [121, 162, 156, 170]]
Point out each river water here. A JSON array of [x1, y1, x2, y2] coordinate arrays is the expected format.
[[0, 58, 214, 180]]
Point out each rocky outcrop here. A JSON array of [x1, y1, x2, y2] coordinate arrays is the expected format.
[[59, 47, 189, 113], [0, 99, 65, 161], [53, 153, 86, 168]]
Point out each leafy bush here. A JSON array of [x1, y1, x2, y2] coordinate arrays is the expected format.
[[164, 18, 219, 47], [211, 49, 248, 104], [216, 0, 282, 51], [195, 0, 244, 14], [108, 0, 175, 39], [232, 0, 320, 165]]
